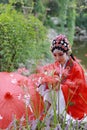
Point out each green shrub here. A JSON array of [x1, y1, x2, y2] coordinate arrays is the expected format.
[[0, 4, 48, 72], [76, 11, 87, 30], [47, 0, 59, 16]]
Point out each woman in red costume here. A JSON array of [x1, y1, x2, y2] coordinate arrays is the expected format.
[[36, 34, 87, 120]]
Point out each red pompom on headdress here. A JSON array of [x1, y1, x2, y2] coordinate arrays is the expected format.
[[51, 34, 71, 54]]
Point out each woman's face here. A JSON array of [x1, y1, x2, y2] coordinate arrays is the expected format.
[[53, 49, 68, 65]]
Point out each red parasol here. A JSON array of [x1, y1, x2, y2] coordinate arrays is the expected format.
[[0, 72, 44, 129]]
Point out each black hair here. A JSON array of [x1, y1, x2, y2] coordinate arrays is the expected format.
[[70, 53, 75, 61]]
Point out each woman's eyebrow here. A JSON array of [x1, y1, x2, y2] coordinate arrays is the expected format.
[[58, 52, 63, 54]]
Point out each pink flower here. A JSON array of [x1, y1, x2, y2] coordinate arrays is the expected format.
[[17, 79, 29, 87], [37, 63, 57, 76], [28, 73, 45, 86], [17, 67, 29, 75], [41, 75, 60, 85]]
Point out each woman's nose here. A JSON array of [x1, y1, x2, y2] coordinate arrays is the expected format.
[[55, 55, 59, 60]]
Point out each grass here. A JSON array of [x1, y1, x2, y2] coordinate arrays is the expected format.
[[6, 112, 87, 130]]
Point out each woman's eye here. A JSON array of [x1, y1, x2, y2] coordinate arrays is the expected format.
[[58, 53, 63, 56], [53, 53, 64, 57], [53, 54, 57, 57]]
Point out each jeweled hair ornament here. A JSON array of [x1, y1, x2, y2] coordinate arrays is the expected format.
[[51, 34, 75, 60]]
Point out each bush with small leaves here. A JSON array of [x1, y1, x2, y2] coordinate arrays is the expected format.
[[0, 4, 48, 72]]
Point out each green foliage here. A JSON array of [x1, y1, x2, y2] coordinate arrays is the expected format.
[[0, 4, 48, 72], [44, 16, 56, 30], [9, 0, 23, 5], [47, 0, 59, 16], [33, 0, 45, 14], [76, 11, 87, 30], [67, 0, 76, 45], [58, 0, 69, 34], [0, 0, 8, 4], [33, 0, 46, 22]]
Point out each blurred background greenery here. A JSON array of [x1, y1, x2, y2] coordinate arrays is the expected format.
[[0, 0, 87, 72]]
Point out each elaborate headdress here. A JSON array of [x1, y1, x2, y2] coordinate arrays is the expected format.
[[51, 34, 75, 60]]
